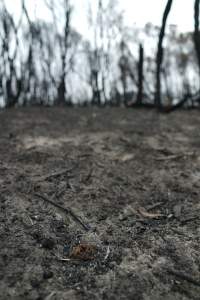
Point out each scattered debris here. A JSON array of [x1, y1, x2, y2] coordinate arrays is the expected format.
[[173, 204, 182, 218], [21, 213, 34, 227], [1, 108, 200, 299]]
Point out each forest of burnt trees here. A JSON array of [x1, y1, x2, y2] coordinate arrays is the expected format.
[[0, 0, 200, 111]]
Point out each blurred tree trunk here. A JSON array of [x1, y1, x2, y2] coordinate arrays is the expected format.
[[194, 0, 200, 84], [155, 0, 173, 109], [136, 44, 144, 105], [21, 0, 36, 104], [58, 5, 71, 105]]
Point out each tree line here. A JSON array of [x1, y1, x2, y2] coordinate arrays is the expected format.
[[0, 0, 200, 111]]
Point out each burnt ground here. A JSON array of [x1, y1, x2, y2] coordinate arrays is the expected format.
[[0, 107, 200, 300]]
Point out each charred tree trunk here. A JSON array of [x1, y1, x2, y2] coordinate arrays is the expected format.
[[57, 74, 66, 105], [92, 70, 101, 106], [136, 44, 144, 105], [194, 0, 200, 85], [0, 7, 20, 107], [57, 4, 71, 105], [122, 71, 127, 105], [155, 0, 173, 109], [21, 0, 37, 104]]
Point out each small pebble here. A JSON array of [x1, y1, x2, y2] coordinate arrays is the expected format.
[[41, 237, 55, 250]]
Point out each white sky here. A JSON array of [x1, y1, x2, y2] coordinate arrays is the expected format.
[[4, 0, 194, 34]]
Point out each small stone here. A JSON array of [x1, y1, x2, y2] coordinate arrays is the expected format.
[[30, 278, 40, 288], [41, 237, 55, 250], [55, 213, 63, 222], [43, 270, 53, 279]]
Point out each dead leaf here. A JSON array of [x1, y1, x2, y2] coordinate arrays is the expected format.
[[69, 243, 97, 260], [119, 153, 135, 162], [138, 207, 163, 219]]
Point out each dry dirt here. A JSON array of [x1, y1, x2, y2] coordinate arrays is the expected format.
[[0, 107, 200, 300]]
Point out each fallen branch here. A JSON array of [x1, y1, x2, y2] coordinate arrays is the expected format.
[[160, 96, 189, 113], [34, 193, 91, 231], [160, 91, 200, 113], [166, 268, 200, 287]]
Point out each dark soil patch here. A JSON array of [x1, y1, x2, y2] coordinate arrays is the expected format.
[[0, 107, 200, 300]]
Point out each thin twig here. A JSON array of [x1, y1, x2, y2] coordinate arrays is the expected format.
[[34, 193, 91, 231], [155, 154, 183, 161], [171, 228, 190, 237], [83, 167, 93, 183], [146, 202, 163, 211], [104, 246, 110, 260], [45, 291, 56, 300], [155, 152, 195, 161], [181, 216, 199, 225], [35, 166, 76, 182], [55, 255, 71, 262]]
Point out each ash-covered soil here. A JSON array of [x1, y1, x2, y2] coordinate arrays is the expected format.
[[0, 107, 200, 300]]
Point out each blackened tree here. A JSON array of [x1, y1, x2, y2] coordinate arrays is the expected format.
[[194, 0, 200, 85], [155, 0, 173, 109]]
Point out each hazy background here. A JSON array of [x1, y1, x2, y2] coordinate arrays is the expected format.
[[4, 0, 194, 34], [0, 0, 199, 108]]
